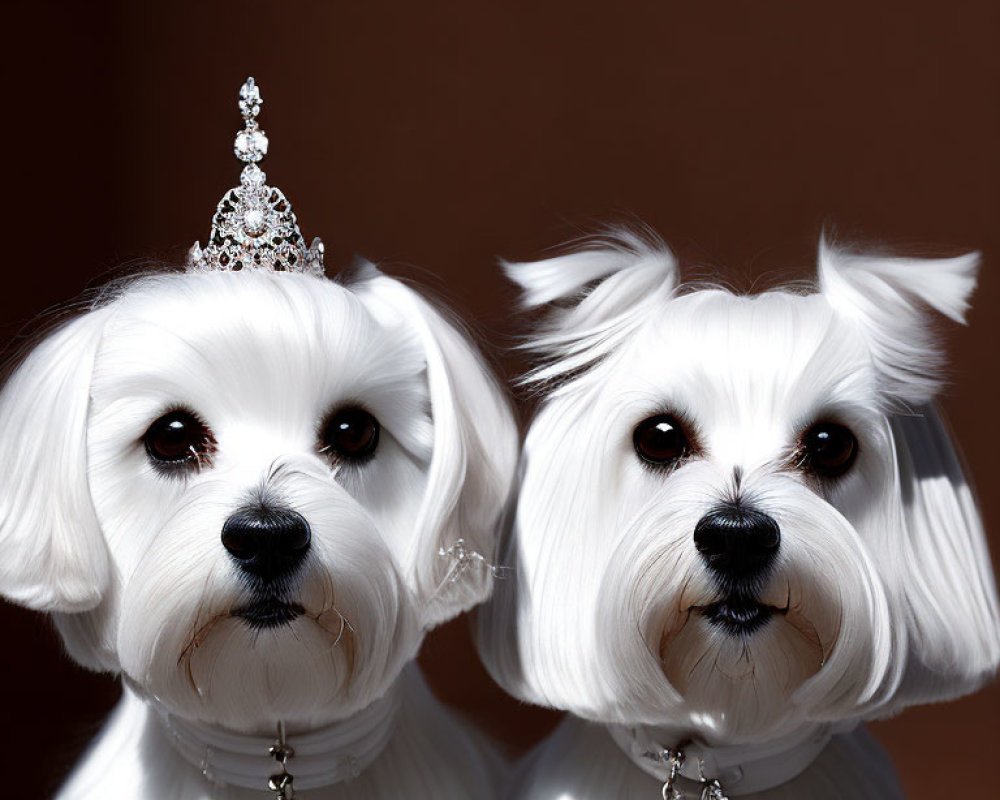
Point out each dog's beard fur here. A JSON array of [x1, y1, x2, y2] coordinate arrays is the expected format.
[[108, 464, 420, 731], [601, 466, 897, 740]]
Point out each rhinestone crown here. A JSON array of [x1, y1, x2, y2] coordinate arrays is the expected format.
[[186, 77, 324, 276]]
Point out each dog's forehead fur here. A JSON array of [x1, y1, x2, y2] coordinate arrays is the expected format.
[[88, 271, 430, 453], [580, 288, 876, 451]]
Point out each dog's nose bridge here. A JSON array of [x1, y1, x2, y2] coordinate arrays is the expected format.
[[705, 419, 789, 478], [212, 445, 330, 498]]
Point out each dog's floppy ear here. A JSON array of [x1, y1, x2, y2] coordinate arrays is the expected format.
[[887, 406, 1000, 706], [350, 265, 518, 628], [504, 228, 679, 384], [0, 308, 111, 612], [817, 239, 978, 407]]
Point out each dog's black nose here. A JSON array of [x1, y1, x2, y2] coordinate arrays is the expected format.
[[221, 506, 311, 582], [694, 504, 780, 579]]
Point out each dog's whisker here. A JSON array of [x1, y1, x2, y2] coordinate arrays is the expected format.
[[331, 610, 347, 647], [684, 641, 714, 678], [177, 611, 225, 667]]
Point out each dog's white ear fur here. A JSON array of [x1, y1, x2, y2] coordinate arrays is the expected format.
[[887, 405, 1000, 707], [350, 266, 518, 628], [818, 240, 979, 406], [0, 309, 111, 612], [504, 229, 679, 385]]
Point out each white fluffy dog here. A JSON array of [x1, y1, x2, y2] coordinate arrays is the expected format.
[[477, 230, 1000, 799], [0, 263, 517, 798]]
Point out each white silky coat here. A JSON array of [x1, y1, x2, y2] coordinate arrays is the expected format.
[[478, 231, 1000, 799]]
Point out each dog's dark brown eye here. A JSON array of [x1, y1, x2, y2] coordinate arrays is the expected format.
[[143, 410, 215, 467], [634, 414, 690, 466], [800, 422, 858, 478], [322, 408, 380, 461]]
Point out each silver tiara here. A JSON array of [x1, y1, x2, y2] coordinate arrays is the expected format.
[[186, 77, 324, 276]]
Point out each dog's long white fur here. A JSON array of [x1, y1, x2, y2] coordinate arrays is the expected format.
[[477, 229, 999, 798], [0, 267, 517, 799]]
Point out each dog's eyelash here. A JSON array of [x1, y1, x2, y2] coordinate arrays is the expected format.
[[147, 448, 215, 478], [190, 448, 213, 472], [787, 446, 810, 472], [636, 451, 695, 475]]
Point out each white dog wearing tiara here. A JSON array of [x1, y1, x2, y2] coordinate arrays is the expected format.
[[0, 79, 517, 799], [477, 229, 1000, 799]]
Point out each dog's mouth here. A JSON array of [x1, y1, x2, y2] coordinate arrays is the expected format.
[[231, 597, 305, 630], [693, 596, 788, 636]]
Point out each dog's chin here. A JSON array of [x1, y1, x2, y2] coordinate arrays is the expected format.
[[117, 544, 421, 730], [653, 595, 828, 738], [138, 603, 363, 731]]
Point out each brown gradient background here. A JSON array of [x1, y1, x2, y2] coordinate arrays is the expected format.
[[2, 2, 998, 797]]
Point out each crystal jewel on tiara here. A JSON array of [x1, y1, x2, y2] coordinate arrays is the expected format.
[[186, 77, 324, 276]]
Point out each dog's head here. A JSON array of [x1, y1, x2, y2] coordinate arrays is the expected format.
[[478, 230, 999, 740], [0, 267, 516, 730]]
